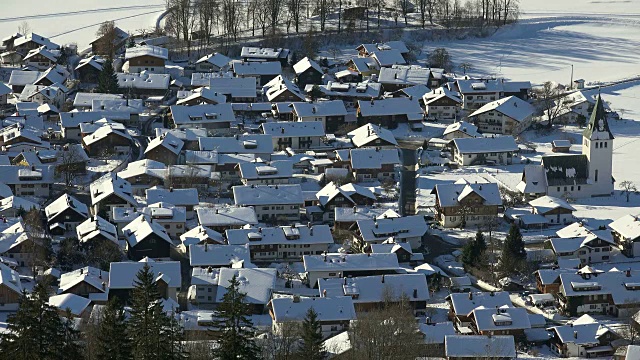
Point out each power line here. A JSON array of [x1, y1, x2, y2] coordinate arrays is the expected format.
[[0, 4, 165, 22], [49, 9, 165, 39]]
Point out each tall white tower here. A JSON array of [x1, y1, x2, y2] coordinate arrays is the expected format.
[[582, 95, 614, 196]]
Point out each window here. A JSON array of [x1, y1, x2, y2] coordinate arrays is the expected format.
[[208, 287, 212, 292], [603, 256, 610, 260], [578, 186, 581, 191], [571, 186, 574, 191], [596, 142, 599, 148], [564, 187, 567, 192], [605, 142, 608, 148], [557, 187, 561, 192], [590, 304, 597, 309], [595, 169, 599, 182]]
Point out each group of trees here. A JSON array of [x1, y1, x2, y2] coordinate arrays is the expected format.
[[0, 265, 185, 360], [161, 0, 520, 51], [461, 223, 527, 282]]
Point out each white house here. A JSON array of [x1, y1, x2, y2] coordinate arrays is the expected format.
[[261, 121, 325, 151], [226, 224, 334, 262], [442, 121, 480, 140], [269, 296, 357, 337], [303, 253, 400, 287], [467, 96, 535, 135], [232, 184, 304, 223], [450, 136, 518, 166], [529, 196, 576, 226]]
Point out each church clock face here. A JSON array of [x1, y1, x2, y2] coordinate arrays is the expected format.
[[597, 119, 605, 131]]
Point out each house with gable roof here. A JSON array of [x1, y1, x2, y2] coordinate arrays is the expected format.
[[195, 52, 232, 72], [264, 75, 306, 102], [303, 253, 401, 287], [318, 273, 429, 313], [117, 159, 166, 195], [196, 206, 258, 233], [424, 86, 463, 121], [293, 57, 323, 88], [431, 179, 501, 228], [316, 182, 376, 222], [123, 45, 168, 73], [13, 33, 59, 55], [442, 121, 480, 140], [348, 123, 398, 148], [108, 259, 182, 303], [145, 132, 184, 165], [180, 225, 224, 251], [263, 121, 325, 151], [0, 262, 23, 311], [226, 224, 333, 262], [349, 147, 400, 182], [291, 100, 348, 133], [353, 215, 428, 250], [357, 97, 424, 130], [548, 314, 617, 358], [450, 136, 518, 166], [57, 266, 109, 301], [610, 214, 640, 258], [232, 184, 304, 223], [123, 214, 173, 260], [45, 193, 89, 235], [445, 291, 513, 330], [269, 296, 357, 337], [89, 174, 138, 219], [76, 215, 119, 249], [468, 96, 535, 135], [22, 46, 58, 70]]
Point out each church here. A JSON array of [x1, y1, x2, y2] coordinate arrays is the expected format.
[[517, 95, 614, 200]]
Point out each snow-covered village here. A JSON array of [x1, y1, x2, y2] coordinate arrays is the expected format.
[[0, 0, 640, 359]]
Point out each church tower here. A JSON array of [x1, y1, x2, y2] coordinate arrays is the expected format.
[[582, 94, 614, 196]]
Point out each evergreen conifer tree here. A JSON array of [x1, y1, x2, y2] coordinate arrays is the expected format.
[[500, 224, 526, 273], [0, 282, 83, 360], [212, 274, 260, 360], [97, 59, 120, 94], [128, 264, 168, 360], [298, 307, 326, 360], [475, 229, 487, 253], [97, 297, 131, 360]]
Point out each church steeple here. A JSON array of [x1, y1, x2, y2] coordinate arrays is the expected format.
[[583, 94, 614, 140]]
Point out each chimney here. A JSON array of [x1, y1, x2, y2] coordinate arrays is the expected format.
[[99, 270, 102, 279], [324, 254, 327, 262], [573, 331, 578, 339], [381, 275, 385, 283], [80, 268, 84, 274], [207, 266, 213, 273], [353, 206, 357, 213], [323, 289, 327, 297], [169, 187, 173, 192], [490, 291, 494, 296], [627, 269, 631, 277], [205, 243, 208, 252], [281, 127, 285, 134], [344, 277, 347, 285], [293, 295, 300, 303], [413, 289, 418, 298], [468, 292, 473, 300]]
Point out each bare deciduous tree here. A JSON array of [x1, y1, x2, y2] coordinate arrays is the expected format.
[[55, 145, 86, 189], [534, 81, 570, 128], [346, 299, 424, 360], [196, 0, 219, 46], [620, 180, 638, 203], [287, 0, 305, 33], [95, 21, 118, 58], [18, 21, 31, 36]]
